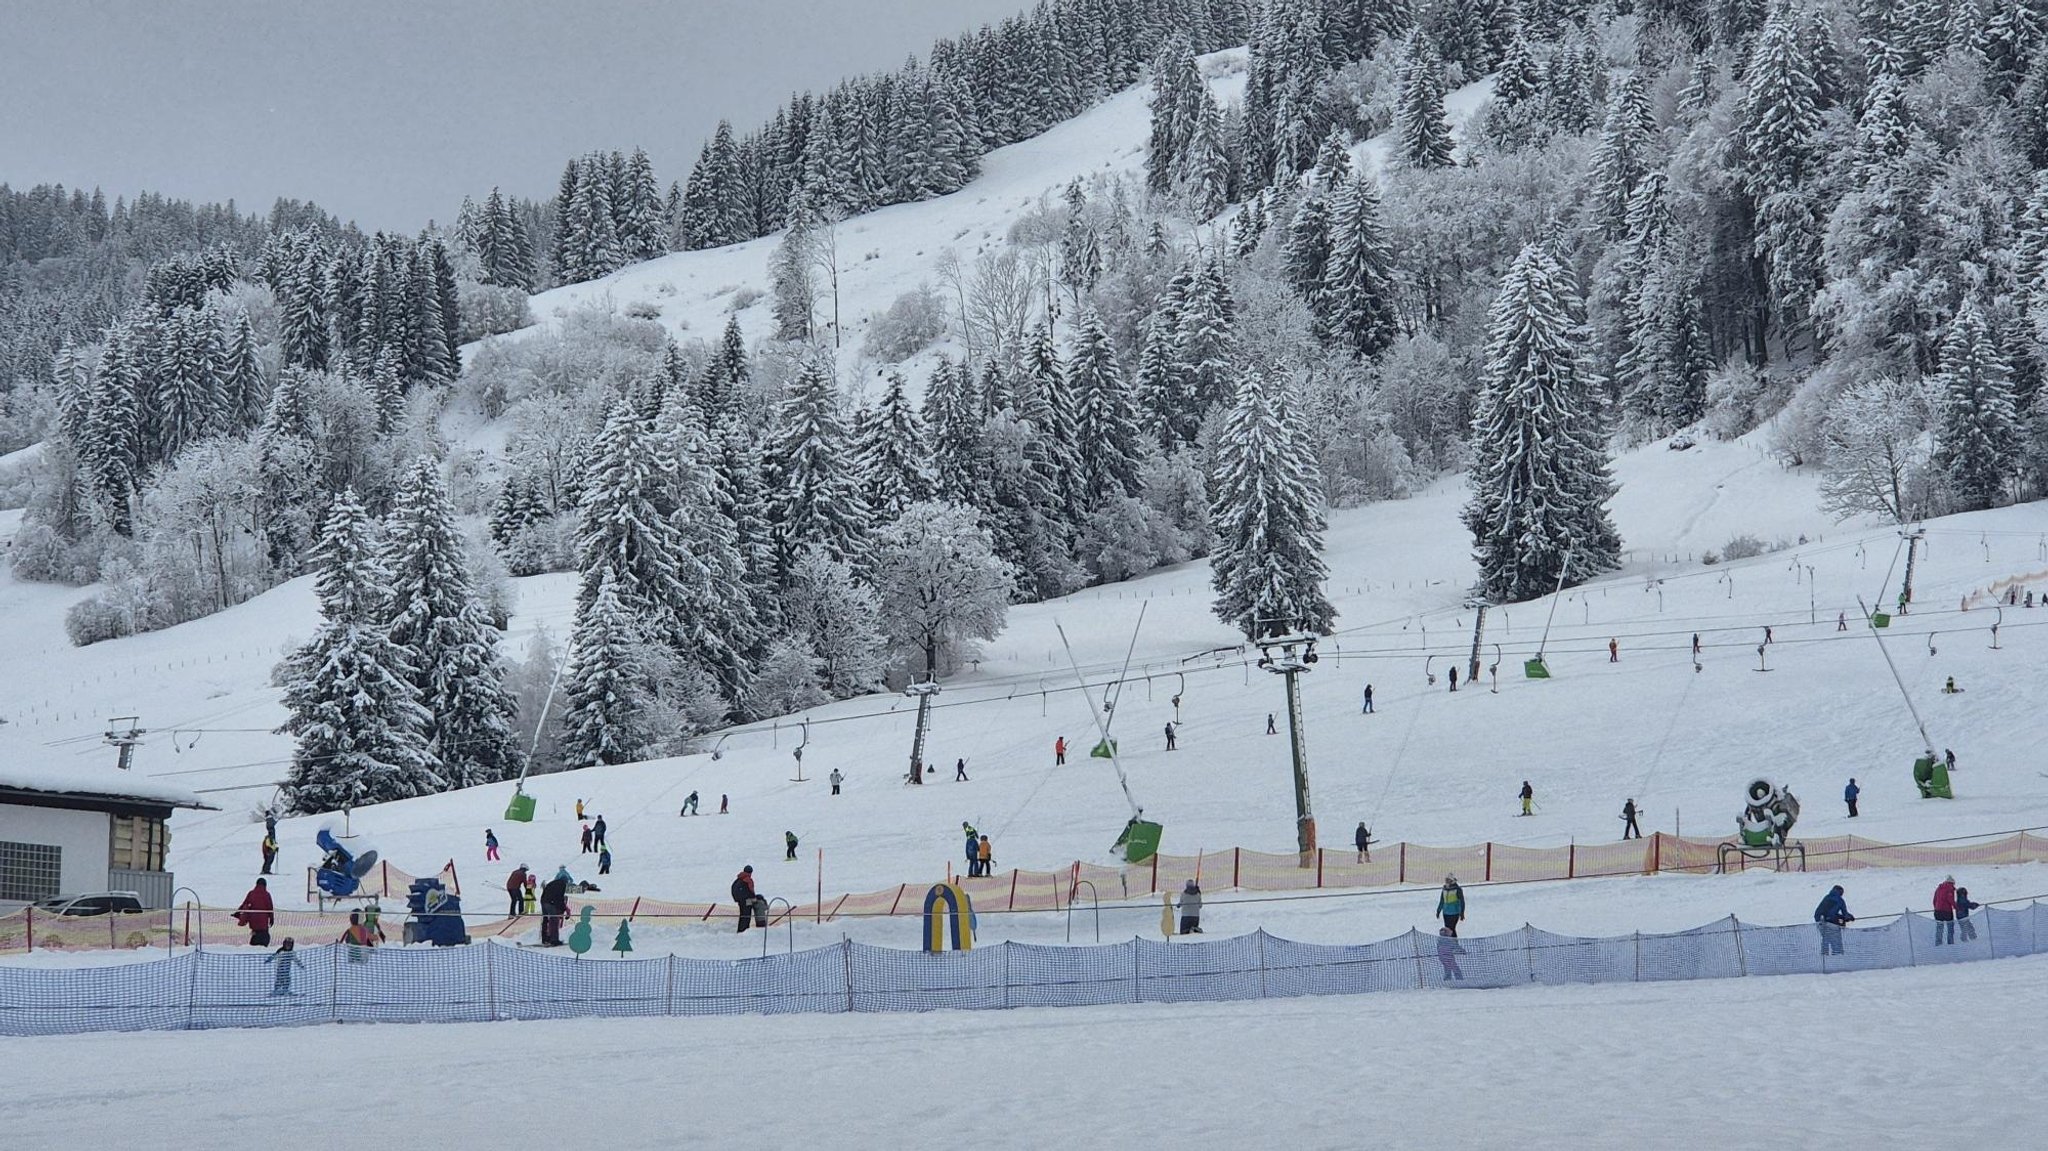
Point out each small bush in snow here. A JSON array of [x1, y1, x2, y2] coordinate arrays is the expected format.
[[458, 282, 533, 343], [1719, 534, 1773, 561], [862, 283, 948, 363], [63, 595, 136, 647], [726, 287, 764, 312], [623, 300, 661, 321]]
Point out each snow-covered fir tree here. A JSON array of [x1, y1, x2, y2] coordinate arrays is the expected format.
[[1207, 367, 1335, 639], [559, 572, 646, 768], [853, 371, 933, 520], [1395, 35, 1455, 169], [576, 402, 692, 643], [384, 459, 522, 789], [1316, 175, 1399, 358], [764, 357, 870, 579], [1068, 309, 1143, 503], [1933, 298, 2022, 511], [1463, 245, 1622, 603], [279, 490, 441, 813]]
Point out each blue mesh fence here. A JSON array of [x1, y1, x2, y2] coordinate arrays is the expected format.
[[2, 903, 2042, 1037]]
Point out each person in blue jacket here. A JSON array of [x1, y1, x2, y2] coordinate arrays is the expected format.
[[1813, 885, 1854, 956], [1843, 778, 1860, 818], [1955, 886, 1981, 943], [964, 824, 981, 877]]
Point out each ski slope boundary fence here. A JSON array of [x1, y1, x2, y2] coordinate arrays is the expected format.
[[4, 827, 2047, 957], [0, 904, 2043, 1037]]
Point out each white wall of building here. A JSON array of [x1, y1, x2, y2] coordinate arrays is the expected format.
[[0, 803, 110, 898]]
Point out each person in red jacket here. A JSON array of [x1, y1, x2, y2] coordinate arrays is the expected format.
[[1932, 875, 1958, 946], [235, 878, 275, 947]]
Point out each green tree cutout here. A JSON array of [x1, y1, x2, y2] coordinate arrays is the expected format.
[[613, 918, 634, 957], [567, 906, 594, 957]]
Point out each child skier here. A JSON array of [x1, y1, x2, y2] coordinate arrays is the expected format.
[[265, 939, 304, 996], [1955, 886, 1980, 942], [484, 828, 500, 862], [598, 845, 613, 875], [978, 835, 993, 877], [1436, 927, 1466, 981], [260, 832, 278, 875], [785, 831, 799, 861], [1814, 885, 1854, 956]]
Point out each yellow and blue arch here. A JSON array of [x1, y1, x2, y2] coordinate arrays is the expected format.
[[922, 882, 975, 952]]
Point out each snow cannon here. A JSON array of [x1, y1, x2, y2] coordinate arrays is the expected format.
[[405, 877, 470, 946], [1737, 779, 1800, 848], [314, 828, 379, 898], [1913, 753, 1953, 799], [1112, 816, 1163, 864]]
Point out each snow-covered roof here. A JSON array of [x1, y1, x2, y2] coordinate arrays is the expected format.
[[0, 764, 211, 811]]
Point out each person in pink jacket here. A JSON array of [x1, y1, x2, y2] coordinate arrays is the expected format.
[[1932, 876, 1958, 946]]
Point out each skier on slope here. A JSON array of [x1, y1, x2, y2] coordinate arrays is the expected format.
[[1519, 781, 1534, 816], [829, 769, 843, 795], [680, 791, 700, 816], [1436, 876, 1466, 936], [264, 939, 304, 996], [1955, 887, 1980, 942], [1354, 822, 1373, 862], [540, 867, 572, 946], [1436, 927, 1466, 981], [484, 828, 499, 862], [592, 815, 607, 850], [1933, 876, 1958, 946], [1844, 778, 1860, 818], [785, 830, 799, 861], [1362, 684, 1374, 714], [1164, 722, 1177, 750], [1054, 736, 1067, 765], [1620, 799, 1641, 840], [732, 866, 757, 933], [978, 835, 993, 877]]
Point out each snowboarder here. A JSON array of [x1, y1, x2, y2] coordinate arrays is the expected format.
[[1814, 884, 1854, 956], [235, 878, 275, 948], [681, 791, 699, 816], [1448, 666, 1459, 692], [1942, 676, 1962, 694], [575, 799, 585, 820], [1844, 778, 1860, 818], [1436, 876, 1466, 936], [1177, 880, 1203, 935], [580, 824, 593, 853], [264, 939, 304, 996], [955, 757, 969, 781], [1955, 886, 1980, 942], [977, 835, 993, 877], [592, 816, 607, 850], [1362, 684, 1374, 714], [1055, 736, 1067, 765], [732, 866, 757, 933], [484, 828, 500, 862], [829, 769, 843, 795], [719, 794, 729, 815], [1620, 798, 1641, 840], [260, 832, 278, 875], [1609, 638, 1618, 663], [1933, 876, 1957, 946], [1164, 722, 1177, 751], [1354, 822, 1373, 862], [598, 845, 612, 875], [506, 865, 530, 917], [1435, 927, 1466, 981], [1266, 713, 1277, 735], [1519, 781, 1534, 816], [540, 867, 572, 946], [785, 831, 799, 861]]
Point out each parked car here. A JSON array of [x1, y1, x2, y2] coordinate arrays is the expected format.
[[32, 892, 144, 916]]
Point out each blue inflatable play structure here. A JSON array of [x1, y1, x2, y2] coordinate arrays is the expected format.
[[314, 829, 378, 898], [406, 878, 470, 946]]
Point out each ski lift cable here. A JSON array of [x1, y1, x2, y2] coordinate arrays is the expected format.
[[1633, 654, 1701, 801], [1056, 607, 1146, 821], [1365, 655, 1431, 828]]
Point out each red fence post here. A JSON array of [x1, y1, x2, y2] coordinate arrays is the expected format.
[[1569, 843, 1576, 879], [1009, 869, 1019, 910], [1652, 833, 1661, 874], [1399, 842, 1407, 884], [627, 896, 641, 922], [381, 860, 390, 897], [25, 906, 32, 953], [1484, 842, 1493, 882], [1316, 849, 1324, 888], [888, 884, 907, 917], [1232, 847, 1241, 889], [700, 903, 717, 922], [1150, 853, 1158, 894]]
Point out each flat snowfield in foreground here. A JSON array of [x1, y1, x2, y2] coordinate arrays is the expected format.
[[7, 957, 2043, 1150]]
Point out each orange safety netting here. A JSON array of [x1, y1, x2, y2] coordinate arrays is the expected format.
[[5, 829, 2043, 955]]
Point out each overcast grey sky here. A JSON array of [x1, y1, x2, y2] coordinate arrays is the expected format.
[[1, 0, 1031, 231]]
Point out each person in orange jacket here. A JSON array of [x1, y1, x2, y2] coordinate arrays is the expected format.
[[977, 835, 993, 875]]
